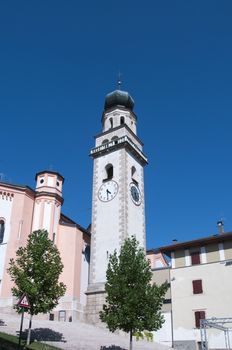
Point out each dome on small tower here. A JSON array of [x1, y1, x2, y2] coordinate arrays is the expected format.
[[104, 90, 134, 111]]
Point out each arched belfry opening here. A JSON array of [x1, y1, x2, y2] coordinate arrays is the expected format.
[[111, 136, 118, 144], [105, 164, 113, 180], [109, 118, 113, 129], [120, 116, 125, 125]]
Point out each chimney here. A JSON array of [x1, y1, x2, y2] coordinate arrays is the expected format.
[[217, 221, 224, 235], [172, 239, 178, 244]]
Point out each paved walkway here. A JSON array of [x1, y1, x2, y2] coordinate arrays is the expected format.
[[0, 313, 172, 350]]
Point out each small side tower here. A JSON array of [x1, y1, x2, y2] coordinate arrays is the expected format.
[[32, 171, 64, 242]]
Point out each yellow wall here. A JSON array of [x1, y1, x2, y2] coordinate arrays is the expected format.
[[174, 250, 185, 268], [224, 240, 232, 260], [205, 243, 220, 263], [152, 267, 171, 312]]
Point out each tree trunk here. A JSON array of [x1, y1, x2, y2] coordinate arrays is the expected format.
[[129, 330, 133, 350], [26, 314, 33, 345]]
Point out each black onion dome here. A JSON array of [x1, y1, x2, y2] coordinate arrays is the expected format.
[[104, 90, 134, 111]]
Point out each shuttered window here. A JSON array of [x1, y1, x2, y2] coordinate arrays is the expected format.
[[195, 311, 205, 328], [191, 252, 200, 265], [192, 280, 203, 294]]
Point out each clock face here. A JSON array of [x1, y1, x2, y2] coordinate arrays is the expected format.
[[130, 183, 141, 205], [98, 180, 118, 202]]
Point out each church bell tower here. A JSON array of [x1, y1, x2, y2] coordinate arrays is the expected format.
[[86, 88, 148, 323]]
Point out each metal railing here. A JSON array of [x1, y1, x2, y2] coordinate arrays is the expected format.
[[201, 318, 232, 350]]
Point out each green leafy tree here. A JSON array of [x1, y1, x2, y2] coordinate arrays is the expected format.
[[99, 236, 168, 350], [7, 230, 66, 345]]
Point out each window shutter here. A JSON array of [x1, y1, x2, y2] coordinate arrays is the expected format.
[[195, 311, 205, 328], [191, 252, 200, 265], [200, 311, 206, 322], [192, 280, 203, 294]]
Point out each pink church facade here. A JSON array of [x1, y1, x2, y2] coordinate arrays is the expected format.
[[0, 170, 90, 321]]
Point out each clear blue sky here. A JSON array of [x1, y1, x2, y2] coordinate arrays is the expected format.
[[1, 1, 232, 249]]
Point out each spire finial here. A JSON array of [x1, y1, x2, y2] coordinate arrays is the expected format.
[[117, 72, 122, 90]]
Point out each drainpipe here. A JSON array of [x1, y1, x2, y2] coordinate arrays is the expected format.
[[169, 266, 174, 348]]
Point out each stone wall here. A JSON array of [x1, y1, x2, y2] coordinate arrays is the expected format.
[[85, 290, 106, 325]]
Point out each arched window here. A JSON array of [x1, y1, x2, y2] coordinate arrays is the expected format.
[[102, 139, 109, 145], [0, 219, 5, 244], [109, 118, 113, 128], [105, 164, 113, 180], [52, 232, 56, 243], [131, 166, 138, 185], [111, 136, 118, 144], [131, 166, 136, 178], [84, 245, 90, 263], [120, 116, 125, 125]]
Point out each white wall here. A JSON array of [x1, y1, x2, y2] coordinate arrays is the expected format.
[[0, 196, 13, 283], [47, 176, 54, 187], [92, 151, 121, 283], [32, 200, 41, 231], [103, 108, 137, 135], [52, 203, 60, 243], [171, 262, 232, 347], [126, 151, 146, 248], [43, 201, 52, 232], [80, 247, 89, 305], [153, 312, 172, 347]]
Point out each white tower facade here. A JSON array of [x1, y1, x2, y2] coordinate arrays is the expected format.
[[86, 90, 148, 323]]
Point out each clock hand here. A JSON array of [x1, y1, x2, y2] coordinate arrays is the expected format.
[[106, 189, 111, 200]]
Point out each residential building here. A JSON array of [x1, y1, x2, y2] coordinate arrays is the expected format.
[[150, 227, 232, 349]]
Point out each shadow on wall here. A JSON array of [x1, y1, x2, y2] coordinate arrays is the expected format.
[[17, 328, 67, 343], [100, 346, 127, 350]]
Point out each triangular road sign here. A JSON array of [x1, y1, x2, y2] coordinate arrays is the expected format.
[[17, 293, 30, 308]]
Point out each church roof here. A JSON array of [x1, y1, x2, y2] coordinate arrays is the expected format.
[[156, 231, 232, 256], [35, 170, 65, 183], [60, 213, 91, 237]]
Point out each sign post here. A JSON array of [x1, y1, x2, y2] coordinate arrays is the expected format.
[[17, 293, 30, 348], [18, 308, 24, 348]]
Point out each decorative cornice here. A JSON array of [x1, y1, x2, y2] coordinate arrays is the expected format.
[[90, 135, 148, 165], [0, 190, 14, 201], [0, 181, 35, 198], [35, 191, 64, 205]]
